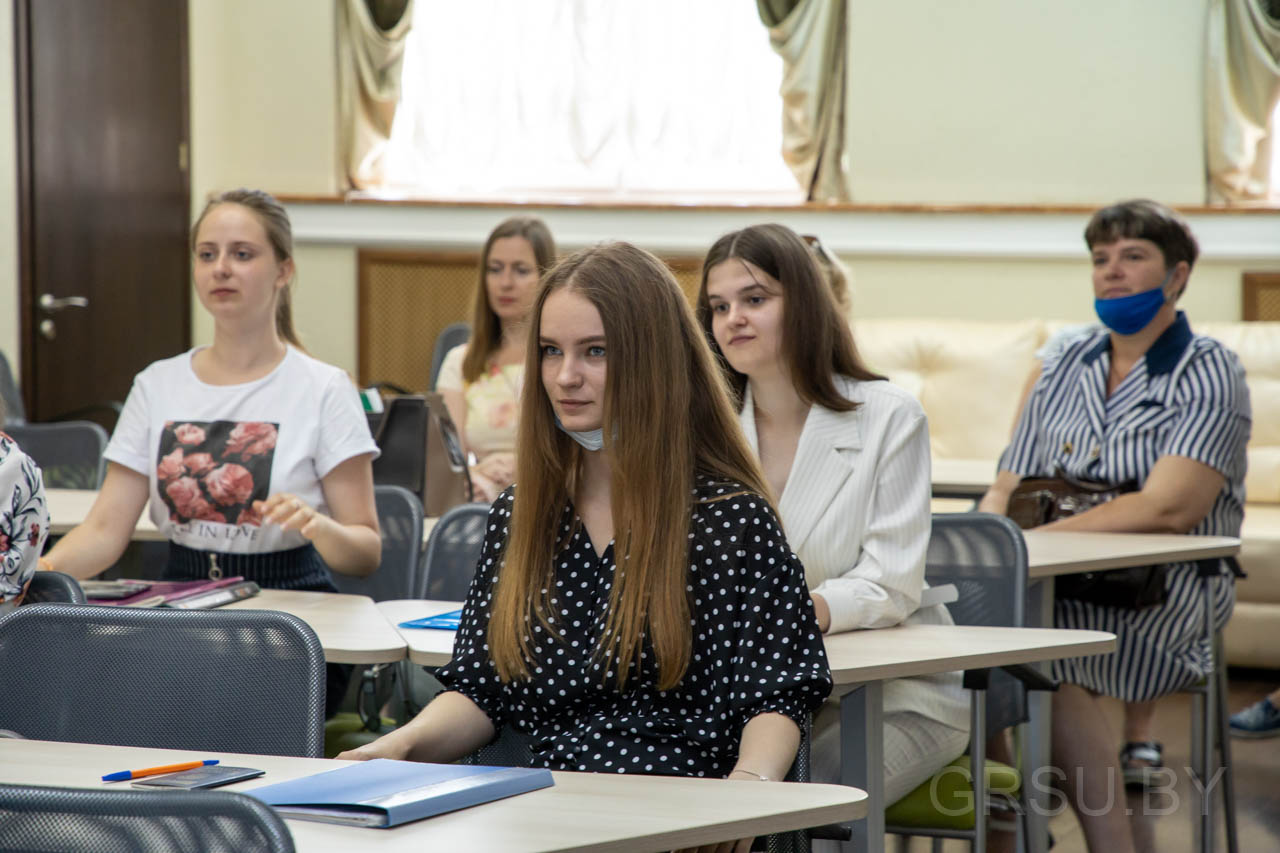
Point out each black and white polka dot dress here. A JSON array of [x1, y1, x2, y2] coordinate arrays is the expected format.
[[436, 475, 833, 777]]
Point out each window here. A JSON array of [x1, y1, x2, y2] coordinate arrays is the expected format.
[[379, 0, 801, 201]]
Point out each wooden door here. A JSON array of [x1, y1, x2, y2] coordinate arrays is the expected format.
[[15, 0, 190, 427]]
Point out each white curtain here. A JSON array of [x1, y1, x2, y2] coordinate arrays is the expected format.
[[337, 0, 416, 190], [757, 0, 852, 202], [1205, 0, 1280, 202], [379, 0, 800, 199]]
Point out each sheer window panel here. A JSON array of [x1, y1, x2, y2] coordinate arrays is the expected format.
[[380, 0, 802, 200]]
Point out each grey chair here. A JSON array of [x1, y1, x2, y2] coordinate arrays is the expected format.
[[0, 604, 325, 757], [330, 485, 424, 730], [880, 512, 1050, 852], [428, 322, 471, 391], [0, 783, 295, 853], [3, 420, 109, 488], [22, 571, 85, 604], [332, 485, 424, 603], [419, 502, 490, 600]]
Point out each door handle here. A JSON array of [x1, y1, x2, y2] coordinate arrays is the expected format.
[[39, 293, 89, 312]]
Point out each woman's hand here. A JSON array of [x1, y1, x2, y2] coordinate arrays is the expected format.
[[473, 452, 516, 487], [335, 732, 412, 762], [255, 493, 328, 540], [810, 592, 831, 633]]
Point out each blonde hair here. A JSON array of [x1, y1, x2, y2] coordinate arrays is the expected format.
[[488, 242, 771, 691], [462, 217, 557, 383], [192, 189, 304, 350]]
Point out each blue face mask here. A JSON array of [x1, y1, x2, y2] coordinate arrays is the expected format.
[[554, 414, 605, 452], [1094, 272, 1172, 335]]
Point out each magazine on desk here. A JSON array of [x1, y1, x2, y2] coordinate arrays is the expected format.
[[246, 758, 554, 828], [85, 576, 259, 609]]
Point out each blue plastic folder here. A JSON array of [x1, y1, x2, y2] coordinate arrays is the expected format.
[[398, 609, 463, 630], [246, 758, 553, 828]]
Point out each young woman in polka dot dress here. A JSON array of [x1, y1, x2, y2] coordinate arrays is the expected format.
[[340, 243, 831, 811]]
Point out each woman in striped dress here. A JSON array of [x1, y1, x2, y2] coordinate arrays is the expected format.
[[980, 199, 1251, 852]]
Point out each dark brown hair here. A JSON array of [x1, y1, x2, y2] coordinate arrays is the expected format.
[[192, 189, 304, 350], [1084, 199, 1199, 270], [491, 242, 771, 691], [462, 217, 557, 382], [697, 223, 884, 412]]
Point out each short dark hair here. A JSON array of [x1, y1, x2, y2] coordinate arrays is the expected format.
[[1084, 199, 1199, 270]]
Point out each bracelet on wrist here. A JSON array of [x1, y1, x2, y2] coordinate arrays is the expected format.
[[729, 768, 770, 782]]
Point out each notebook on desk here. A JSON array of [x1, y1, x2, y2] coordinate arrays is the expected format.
[[246, 758, 554, 828]]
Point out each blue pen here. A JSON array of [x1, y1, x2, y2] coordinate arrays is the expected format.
[[102, 759, 219, 782]]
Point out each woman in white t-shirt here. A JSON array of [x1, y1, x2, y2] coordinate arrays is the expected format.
[[46, 189, 380, 605], [436, 217, 555, 501]]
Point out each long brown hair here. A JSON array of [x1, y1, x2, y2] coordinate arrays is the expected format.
[[462, 217, 557, 382], [192, 189, 305, 351], [489, 242, 770, 691], [697, 223, 883, 412]]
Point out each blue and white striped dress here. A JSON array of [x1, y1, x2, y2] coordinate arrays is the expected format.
[[1000, 312, 1251, 701]]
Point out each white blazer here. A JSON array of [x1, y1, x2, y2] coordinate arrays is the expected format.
[[740, 376, 969, 728]]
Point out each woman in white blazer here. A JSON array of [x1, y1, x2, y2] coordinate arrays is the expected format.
[[698, 223, 970, 810]]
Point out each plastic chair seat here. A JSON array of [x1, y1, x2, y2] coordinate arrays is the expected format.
[[885, 757, 1021, 831]]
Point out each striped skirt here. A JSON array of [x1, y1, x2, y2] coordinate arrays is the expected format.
[[1052, 561, 1235, 702]]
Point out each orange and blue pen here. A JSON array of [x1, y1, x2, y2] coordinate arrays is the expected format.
[[102, 760, 218, 782]]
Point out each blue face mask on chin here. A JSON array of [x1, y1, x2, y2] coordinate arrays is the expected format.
[[1093, 271, 1173, 335]]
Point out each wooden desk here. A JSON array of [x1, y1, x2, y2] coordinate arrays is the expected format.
[[225, 589, 407, 665], [1016, 530, 1240, 853], [1022, 529, 1241, 579], [930, 458, 996, 499], [0, 740, 867, 852], [46, 488, 163, 541], [379, 599, 1113, 853]]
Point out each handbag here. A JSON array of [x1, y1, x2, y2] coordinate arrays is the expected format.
[[1007, 469, 1167, 609], [423, 392, 473, 516]]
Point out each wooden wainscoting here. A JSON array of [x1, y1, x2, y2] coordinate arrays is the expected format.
[[1244, 272, 1280, 321], [357, 251, 706, 390]]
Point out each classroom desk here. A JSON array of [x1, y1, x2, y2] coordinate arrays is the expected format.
[[378, 599, 1114, 853], [0, 739, 867, 852], [46, 488, 163, 540], [930, 458, 997, 499], [224, 589, 407, 665], [1015, 530, 1241, 853]]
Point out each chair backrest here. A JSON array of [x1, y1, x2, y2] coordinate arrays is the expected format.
[[0, 604, 325, 756], [428, 322, 471, 391], [924, 512, 1029, 736], [332, 485, 424, 602], [23, 571, 85, 604], [419, 502, 490, 600], [0, 351, 25, 426], [3, 420, 109, 488], [0, 784, 295, 853], [371, 396, 428, 504]]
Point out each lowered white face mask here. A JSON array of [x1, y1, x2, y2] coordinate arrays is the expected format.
[[554, 415, 605, 451]]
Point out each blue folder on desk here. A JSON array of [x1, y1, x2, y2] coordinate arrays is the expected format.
[[246, 758, 553, 828], [399, 609, 462, 630]]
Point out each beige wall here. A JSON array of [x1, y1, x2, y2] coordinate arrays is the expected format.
[[0, 0, 1261, 382], [848, 0, 1206, 204], [845, 257, 1245, 325], [0, 0, 17, 373], [188, 0, 354, 369]]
